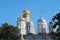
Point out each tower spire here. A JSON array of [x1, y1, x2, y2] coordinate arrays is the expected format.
[[41, 9, 44, 17], [40, 8, 44, 18], [25, 6, 28, 11]]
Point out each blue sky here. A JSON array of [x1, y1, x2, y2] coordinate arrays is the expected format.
[[0, 0, 60, 33]]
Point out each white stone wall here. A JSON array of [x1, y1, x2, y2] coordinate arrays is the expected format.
[[24, 34, 53, 40], [18, 21, 26, 35], [26, 22, 34, 34], [25, 16, 30, 23], [37, 22, 46, 33]]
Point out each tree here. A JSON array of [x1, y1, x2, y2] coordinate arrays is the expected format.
[[49, 12, 60, 40], [0, 23, 21, 40], [52, 12, 60, 33], [0, 27, 3, 40]]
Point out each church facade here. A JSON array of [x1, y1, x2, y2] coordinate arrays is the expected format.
[[17, 8, 56, 40]]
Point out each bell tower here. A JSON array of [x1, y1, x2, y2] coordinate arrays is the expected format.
[[17, 16, 26, 35], [22, 8, 30, 23], [37, 17, 47, 34]]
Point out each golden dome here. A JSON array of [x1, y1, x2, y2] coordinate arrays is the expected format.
[[17, 16, 25, 22], [23, 8, 30, 15]]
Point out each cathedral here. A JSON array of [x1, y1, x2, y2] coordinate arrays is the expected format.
[[17, 8, 56, 40]]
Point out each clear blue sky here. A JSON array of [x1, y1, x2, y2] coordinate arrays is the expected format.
[[0, 0, 60, 33]]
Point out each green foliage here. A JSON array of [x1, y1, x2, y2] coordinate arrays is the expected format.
[[52, 12, 60, 33], [49, 13, 60, 32], [50, 12, 60, 40], [0, 23, 21, 40]]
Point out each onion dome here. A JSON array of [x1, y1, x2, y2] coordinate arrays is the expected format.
[[27, 21, 34, 27], [23, 8, 30, 15], [37, 17, 47, 25], [17, 16, 25, 22]]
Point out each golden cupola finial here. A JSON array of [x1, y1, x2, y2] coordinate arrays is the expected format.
[[23, 8, 30, 15], [17, 16, 25, 22]]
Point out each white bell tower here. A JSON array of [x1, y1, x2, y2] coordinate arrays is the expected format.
[[37, 17, 47, 34], [26, 21, 34, 34], [22, 8, 34, 34], [22, 8, 30, 23], [17, 16, 26, 35]]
